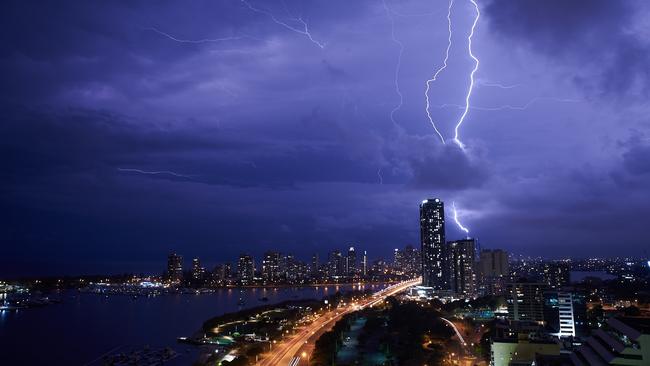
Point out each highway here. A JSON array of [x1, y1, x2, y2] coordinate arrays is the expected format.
[[258, 278, 421, 366]]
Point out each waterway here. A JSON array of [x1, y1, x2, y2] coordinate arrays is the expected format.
[[0, 284, 384, 365]]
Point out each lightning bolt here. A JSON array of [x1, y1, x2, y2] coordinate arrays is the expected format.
[[433, 97, 579, 111], [476, 79, 520, 89], [452, 0, 480, 150], [424, 0, 454, 144], [452, 201, 470, 237], [145, 27, 253, 44], [382, 0, 404, 126], [117, 168, 192, 179], [241, 0, 325, 49]]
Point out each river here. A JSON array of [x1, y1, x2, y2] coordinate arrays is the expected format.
[[0, 284, 385, 365]]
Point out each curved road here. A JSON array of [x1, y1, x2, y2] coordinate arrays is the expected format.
[[441, 317, 467, 346], [258, 278, 421, 366]]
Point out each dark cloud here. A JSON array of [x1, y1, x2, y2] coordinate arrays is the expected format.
[[1, 0, 649, 275], [399, 137, 490, 190], [484, 0, 650, 97], [0, 105, 241, 179], [621, 134, 650, 176]]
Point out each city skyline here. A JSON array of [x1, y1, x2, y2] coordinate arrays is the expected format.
[[3, 0, 650, 277]]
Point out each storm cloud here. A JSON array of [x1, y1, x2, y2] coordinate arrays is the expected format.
[[1, 0, 649, 276]]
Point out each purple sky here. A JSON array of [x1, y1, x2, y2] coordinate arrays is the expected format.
[[2, 0, 650, 276]]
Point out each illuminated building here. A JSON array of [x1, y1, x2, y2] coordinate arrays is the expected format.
[[544, 291, 587, 339], [346, 246, 357, 277], [505, 282, 547, 322], [261, 252, 281, 283], [327, 251, 344, 279], [543, 261, 571, 289], [544, 291, 578, 338], [491, 337, 560, 366], [237, 254, 255, 285], [447, 238, 476, 297], [311, 253, 319, 276], [420, 198, 447, 290], [191, 258, 205, 282], [393, 245, 421, 278], [166, 253, 183, 283]]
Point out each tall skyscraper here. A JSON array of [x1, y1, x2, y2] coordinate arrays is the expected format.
[[394, 248, 401, 269], [311, 253, 319, 276], [262, 252, 281, 283], [420, 198, 447, 289], [327, 251, 344, 278], [191, 257, 205, 282], [347, 246, 357, 277], [362, 250, 368, 277], [166, 253, 183, 283], [447, 238, 477, 297], [237, 254, 255, 285]]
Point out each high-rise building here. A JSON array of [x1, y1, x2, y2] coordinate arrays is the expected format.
[[213, 263, 231, 283], [420, 198, 447, 289], [166, 253, 183, 283], [544, 291, 588, 340], [478, 249, 510, 295], [311, 253, 319, 276], [447, 238, 477, 297], [479, 249, 509, 277], [262, 252, 281, 283], [369, 259, 388, 279], [394, 248, 402, 269], [544, 291, 576, 338], [543, 262, 570, 289], [347, 246, 357, 277], [394, 245, 421, 278], [191, 258, 205, 282], [362, 250, 368, 277], [505, 282, 547, 322], [556, 292, 576, 338], [327, 251, 344, 279], [237, 254, 255, 285], [403, 245, 421, 278], [282, 254, 301, 283]]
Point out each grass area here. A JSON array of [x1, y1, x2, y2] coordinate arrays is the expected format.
[[311, 297, 463, 365]]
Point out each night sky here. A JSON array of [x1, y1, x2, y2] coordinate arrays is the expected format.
[[2, 0, 650, 276]]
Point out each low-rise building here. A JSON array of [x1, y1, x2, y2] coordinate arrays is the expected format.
[[491, 335, 560, 366], [571, 317, 650, 365]]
